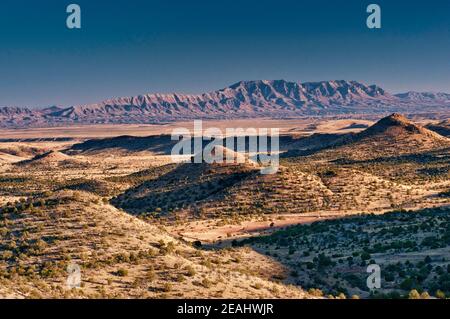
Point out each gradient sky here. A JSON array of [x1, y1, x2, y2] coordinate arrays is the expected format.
[[0, 0, 449, 108]]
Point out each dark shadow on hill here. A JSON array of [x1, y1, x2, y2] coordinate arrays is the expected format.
[[110, 162, 259, 216], [426, 123, 450, 137], [66, 134, 180, 155], [331, 147, 450, 165], [66, 133, 305, 156], [280, 135, 348, 159], [339, 123, 370, 130], [58, 178, 116, 197]]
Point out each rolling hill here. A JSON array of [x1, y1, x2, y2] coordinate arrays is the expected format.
[[109, 114, 449, 220], [16, 150, 86, 168], [111, 147, 260, 216], [0, 190, 308, 298], [287, 113, 450, 161]]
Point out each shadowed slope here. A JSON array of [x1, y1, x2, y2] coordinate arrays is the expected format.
[[16, 150, 86, 168], [0, 190, 309, 298], [426, 119, 450, 137]]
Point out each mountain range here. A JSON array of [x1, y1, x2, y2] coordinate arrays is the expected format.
[[1, 80, 449, 128]]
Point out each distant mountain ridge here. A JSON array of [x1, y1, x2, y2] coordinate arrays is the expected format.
[[1, 80, 449, 128], [394, 91, 450, 103]]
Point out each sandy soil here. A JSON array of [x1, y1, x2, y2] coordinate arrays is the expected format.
[[0, 118, 372, 139], [169, 202, 450, 246]]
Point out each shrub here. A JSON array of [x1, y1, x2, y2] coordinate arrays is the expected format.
[[162, 282, 172, 292], [420, 292, 430, 299], [253, 283, 262, 289], [408, 289, 420, 299], [435, 290, 445, 299], [400, 278, 414, 290], [186, 265, 196, 277], [115, 268, 128, 277], [202, 278, 213, 288], [360, 252, 371, 261], [147, 269, 156, 282], [336, 293, 346, 299], [308, 288, 324, 297]]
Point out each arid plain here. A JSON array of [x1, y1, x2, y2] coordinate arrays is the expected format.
[[0, 113, 449, 299]]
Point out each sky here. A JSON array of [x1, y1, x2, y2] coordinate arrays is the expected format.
[[0, 0, 449, 108]]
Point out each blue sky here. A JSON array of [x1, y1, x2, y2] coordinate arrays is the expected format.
[[0, 0, 449, 107]]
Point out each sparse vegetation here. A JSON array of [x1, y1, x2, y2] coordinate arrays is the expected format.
[[0, 114, 448, 299]]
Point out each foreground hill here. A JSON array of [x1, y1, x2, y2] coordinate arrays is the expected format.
[[118, 162, 438, 220], [1, 80, 449, 128], [0, 190, 308, 298], [0, 113, 448, 299]]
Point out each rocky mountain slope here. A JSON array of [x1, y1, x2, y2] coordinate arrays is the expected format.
[[1, 80, 449, 128], [395, 91, 450, 103]]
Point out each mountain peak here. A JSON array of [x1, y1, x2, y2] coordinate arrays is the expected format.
[[383, 112, 410, 124], [366, 113, 421, 133], [359, 113, 446, 141], [395, 91, 450, 102], [0, 81, 449, 128], [224, 79, 391, 102]]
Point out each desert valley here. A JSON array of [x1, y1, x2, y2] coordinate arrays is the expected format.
[[0, 80, 449, 299]]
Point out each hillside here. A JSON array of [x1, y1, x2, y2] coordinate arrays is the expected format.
[[16, 150, 87, 169], [355, 113, 445, 141], [0, 190, 309, 298], [293, 113, 450, 161], [111, 153, 260, 216], [426, 120, 450, 137], [0, 113, 448, 299], [239, 206, 450, 298], [110, 114, 449, 221]]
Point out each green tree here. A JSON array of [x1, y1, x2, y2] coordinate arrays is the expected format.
[[435, 290, 446, 299], [420, 292, 430, 299]]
